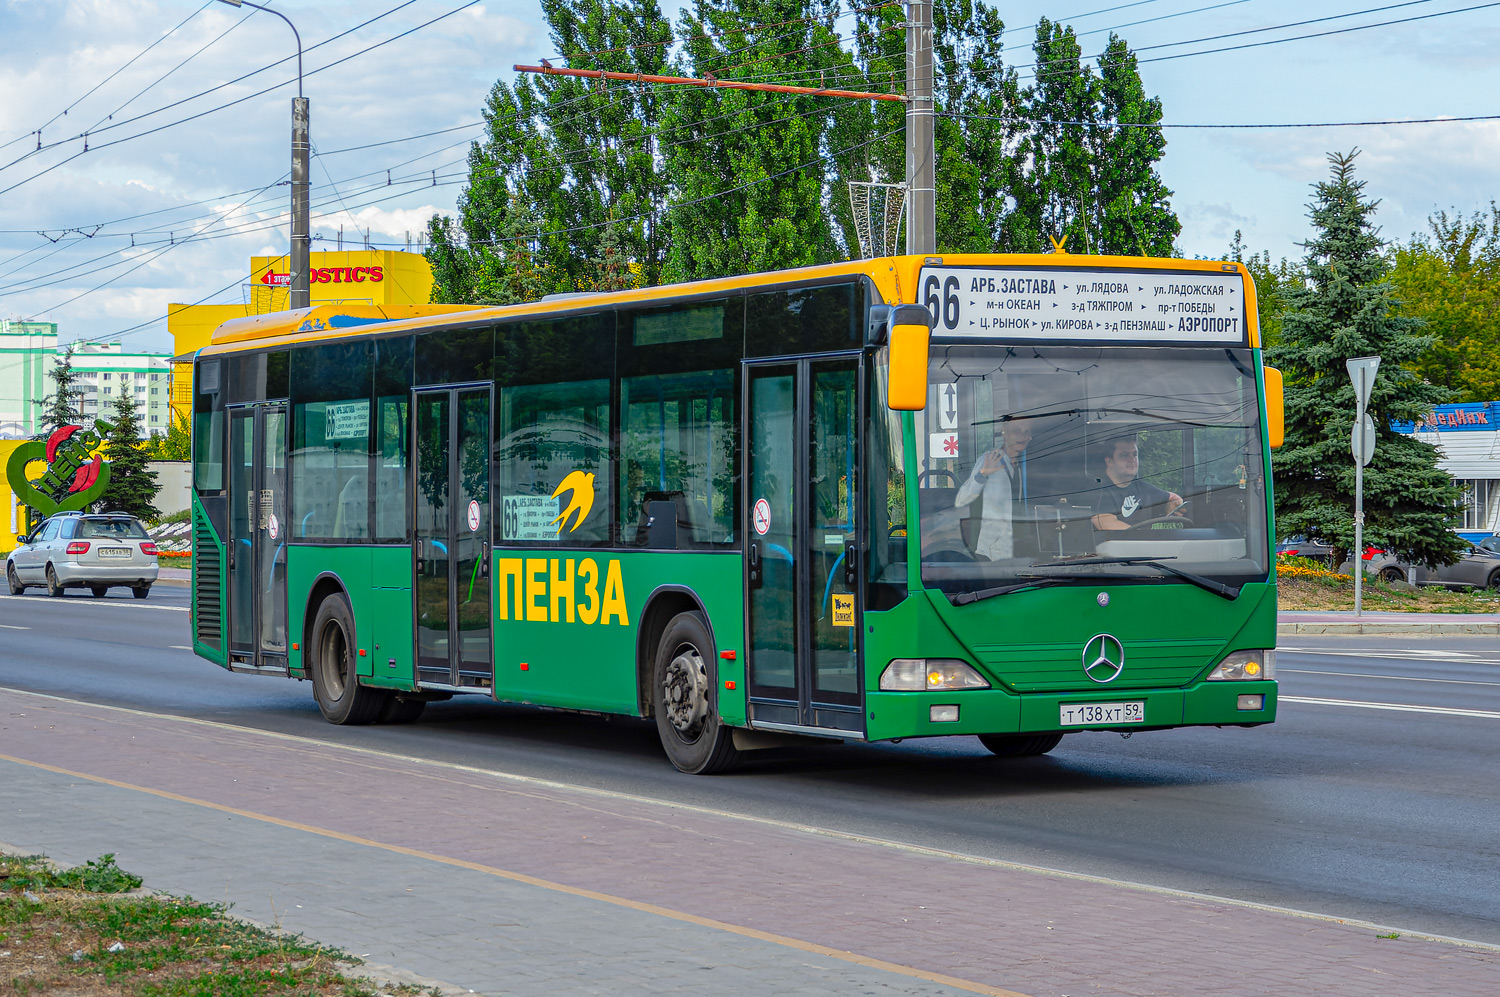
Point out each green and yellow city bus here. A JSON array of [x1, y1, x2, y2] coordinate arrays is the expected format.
[[189, 253, 1282, 773]]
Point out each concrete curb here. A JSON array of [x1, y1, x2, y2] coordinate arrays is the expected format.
[[1278, 621, 1500, 636]]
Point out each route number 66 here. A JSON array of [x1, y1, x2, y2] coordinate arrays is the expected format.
[[923, 274, 960, 330]]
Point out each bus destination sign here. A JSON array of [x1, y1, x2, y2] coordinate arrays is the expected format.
[[916, 265, 1247, 345]]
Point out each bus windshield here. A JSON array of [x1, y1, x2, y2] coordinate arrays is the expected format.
[[903, 344, 1270, 600]]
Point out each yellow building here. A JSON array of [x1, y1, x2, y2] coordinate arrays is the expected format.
[[168, 250, 434, 424]]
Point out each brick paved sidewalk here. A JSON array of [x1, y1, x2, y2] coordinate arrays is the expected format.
[[0, 689, 1495, 996]]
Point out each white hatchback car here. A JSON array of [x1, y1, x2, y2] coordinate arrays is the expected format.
[[7, 512, 160, 598]]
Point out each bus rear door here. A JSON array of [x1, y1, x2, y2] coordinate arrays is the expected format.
[[226, 403, 288, 672]]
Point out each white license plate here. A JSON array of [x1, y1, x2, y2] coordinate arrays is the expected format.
[[98, 547, 132, 558], [1060, 701, 1144, 726]]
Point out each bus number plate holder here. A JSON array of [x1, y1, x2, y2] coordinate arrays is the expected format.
[[1060, 702, 1144, 726]]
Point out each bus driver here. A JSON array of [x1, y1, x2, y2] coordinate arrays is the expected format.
[[1089, 435, 1184, 531]]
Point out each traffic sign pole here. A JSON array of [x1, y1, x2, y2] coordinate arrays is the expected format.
[[1346, 356, 1381, 616]]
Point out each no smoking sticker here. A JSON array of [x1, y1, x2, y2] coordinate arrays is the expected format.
[[267, 513, 279, 540], [467, 499, 481, 533], [752, 497, 771, 536]]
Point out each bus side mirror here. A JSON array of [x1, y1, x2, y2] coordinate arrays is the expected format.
[[887, 323, 930, 411], [1263, 365, 1284, 448]]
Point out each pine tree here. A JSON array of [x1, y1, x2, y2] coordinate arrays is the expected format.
[[94, 391, 160, 520], [36, 343, 83, 437], [1268, 150, 1465, 569]]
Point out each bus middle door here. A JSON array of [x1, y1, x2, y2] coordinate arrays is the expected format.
[[744, 357, 863, 736], [412, 385, 493, 691]]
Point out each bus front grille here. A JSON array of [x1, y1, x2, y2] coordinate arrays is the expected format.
[[193, 509, 222, 649]]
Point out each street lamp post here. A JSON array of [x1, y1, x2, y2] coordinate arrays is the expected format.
[[218, 0, 309, 310]]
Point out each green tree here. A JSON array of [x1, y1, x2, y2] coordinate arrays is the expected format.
[[94, 392, 160, 520], [36, 343, 83, 437], [147, 410, 192, 461], [428, 0, 674, 302], [1228, 229, 1305, 350], [1001, 21, 1179, 255], [661, 0, 856, 281], [1268, 150, 1464, 569], [850, 0, 1021, 255], [1389, 203, 1500, 402]]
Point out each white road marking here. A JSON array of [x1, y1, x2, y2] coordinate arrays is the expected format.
[[1279, 647, 1500, 665], [0, 624, 28, 630], [1281, 695, 1500, 720], [1281, 668, 1500, 688], [169, 645, 193, 651], [0, 594, 186, 612]]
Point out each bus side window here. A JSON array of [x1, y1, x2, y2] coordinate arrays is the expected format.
[[290, 341, 373, 542], [619, 370, 735, 548]]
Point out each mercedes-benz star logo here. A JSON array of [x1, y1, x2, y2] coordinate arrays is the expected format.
[[1082, 633, 1125, 683]]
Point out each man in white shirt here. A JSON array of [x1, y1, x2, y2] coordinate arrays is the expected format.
[[954, 420, 1033, 560]]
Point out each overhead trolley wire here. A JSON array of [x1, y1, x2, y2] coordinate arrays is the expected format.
[[0, 1, 215, 154]]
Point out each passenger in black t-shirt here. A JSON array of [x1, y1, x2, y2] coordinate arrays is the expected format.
[[1089, 437, 1184, 531]]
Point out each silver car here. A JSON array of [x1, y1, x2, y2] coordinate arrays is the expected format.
[[1354, 543, 1500, 590], [6, 512, 159, 598]]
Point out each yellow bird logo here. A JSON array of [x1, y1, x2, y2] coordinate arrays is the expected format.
[[550, 470, 596, 534]]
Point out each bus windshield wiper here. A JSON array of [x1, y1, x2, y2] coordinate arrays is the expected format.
[[1028, 556, 1240, 600], [950, 574, 1080, 605]]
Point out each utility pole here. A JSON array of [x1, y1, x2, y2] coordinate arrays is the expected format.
[[905, 0, 935, 255], [291, 95, 310, 309], [1347, 356, 1380, 616], [218, 0, 308, 309]]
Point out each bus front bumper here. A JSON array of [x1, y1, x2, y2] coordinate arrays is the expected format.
[[864, 681, 1278, 741]]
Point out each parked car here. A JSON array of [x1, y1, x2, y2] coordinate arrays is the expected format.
[[1478, 535, 1500, 555], [1275, 534, 1335, 565], [1347, 543, 1500, 590], [6, 511, 159, 598]]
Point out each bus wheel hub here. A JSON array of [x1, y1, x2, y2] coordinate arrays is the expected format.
[[663, 645, 709, 736]]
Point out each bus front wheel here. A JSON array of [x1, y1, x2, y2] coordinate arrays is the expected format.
[[309, 594, 385, 725], [979, 732, 1064, 758], [652, 611, 740, 775]]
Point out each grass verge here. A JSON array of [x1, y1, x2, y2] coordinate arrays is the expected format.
[[0, 853, 436, 996], [1277, 555, 1500, 612]]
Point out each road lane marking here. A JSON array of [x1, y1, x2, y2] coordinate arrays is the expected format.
[[2, 685, 1498, 955], [1281, 695, 1500, 719], [169, 645, 193, 651], [0, 624, 28, 630], [0, 750, 1031, 997], [1281, 646, 1484, 657], [0, 594, 186, 612], [1280, 647, 1500, 664], [1282, 668, 1500, 688]]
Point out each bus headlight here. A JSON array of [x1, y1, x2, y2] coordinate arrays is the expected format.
[[1207, 649, 1275, 681], [879, 658, 990, 691]]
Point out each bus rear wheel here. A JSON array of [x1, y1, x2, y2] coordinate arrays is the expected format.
[[653, 611, 740, 775], [979, 732, 1064, 758], [309, 594, 385, 725]]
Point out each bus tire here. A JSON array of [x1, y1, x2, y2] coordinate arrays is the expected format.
[[309, 594, 385, 725], [979, 732, 1064, 758], [378, 695, 427, 724], [652, 611, 740, 775]]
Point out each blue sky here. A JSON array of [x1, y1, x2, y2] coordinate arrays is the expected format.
[[2, 0, 1498, 355]]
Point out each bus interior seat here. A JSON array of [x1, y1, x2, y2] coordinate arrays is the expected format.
[[637, 490, 694, 550], [332, 473, 369, 539]]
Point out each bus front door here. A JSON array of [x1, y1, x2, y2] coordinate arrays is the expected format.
[[745, 358, 863, 735], [226, 404, 288, 672], [412, 386, 493, 690]]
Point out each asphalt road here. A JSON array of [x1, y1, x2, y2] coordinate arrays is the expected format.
[[2, 584, 1498, 945]]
